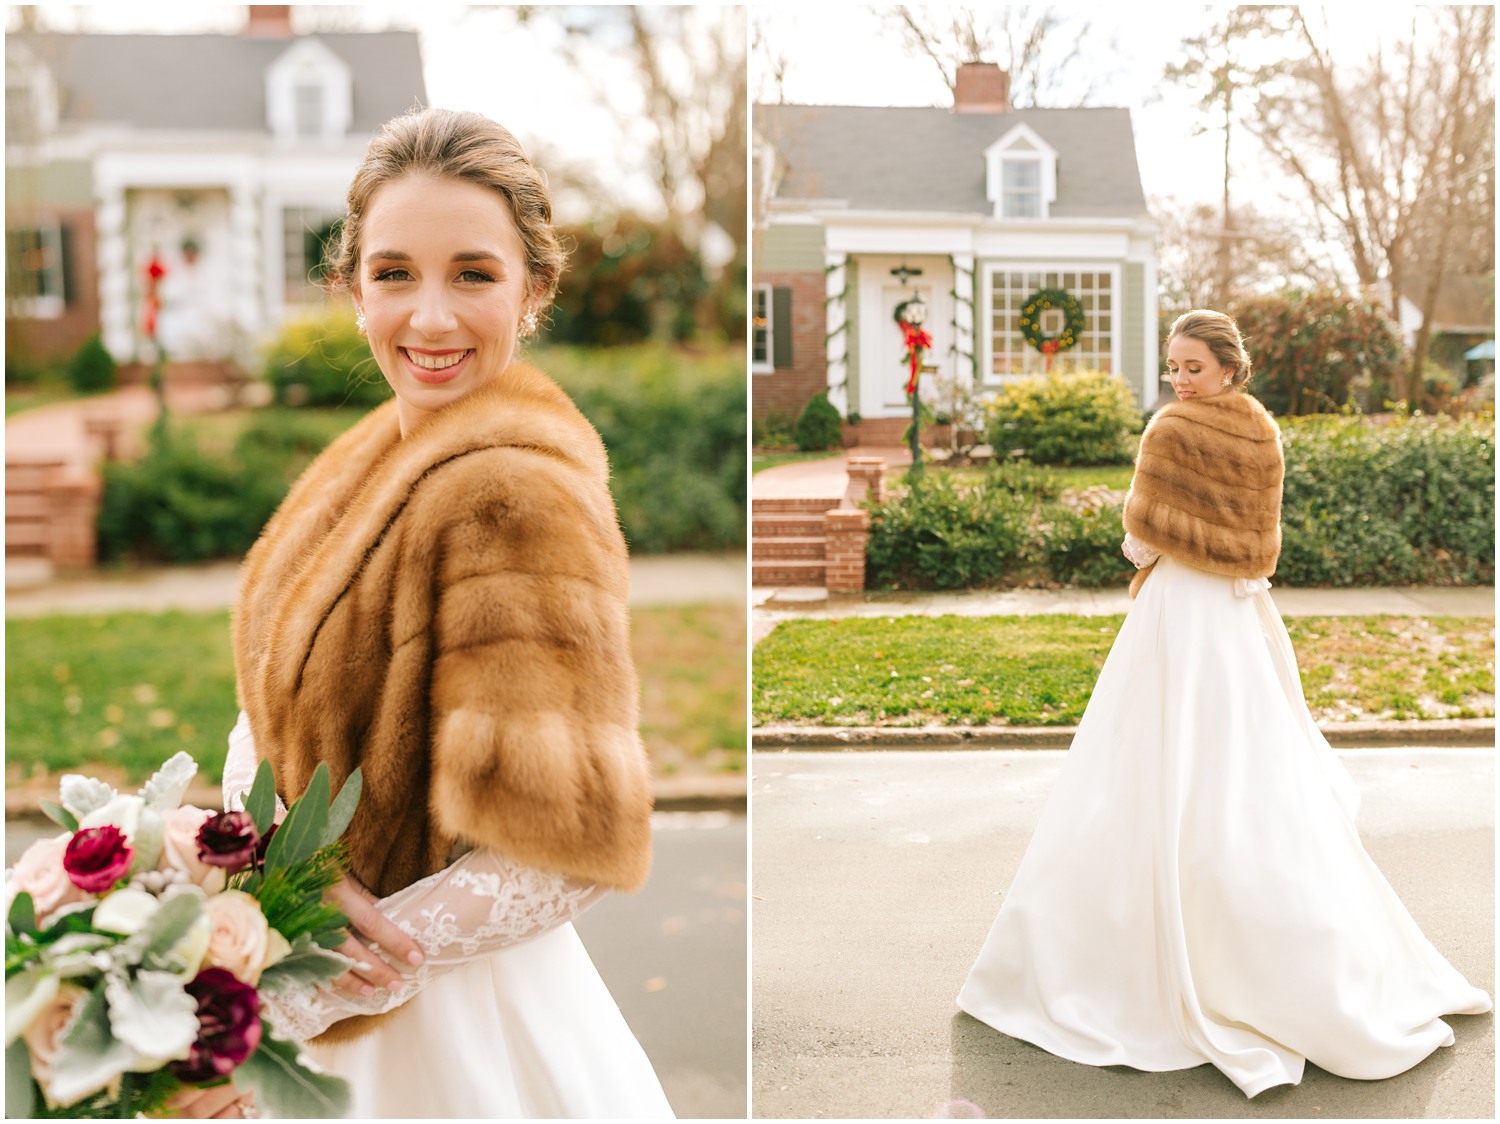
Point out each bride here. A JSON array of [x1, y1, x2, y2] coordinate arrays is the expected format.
[[184, 108, 672, 1119], [957, 309, 1491, 1098]]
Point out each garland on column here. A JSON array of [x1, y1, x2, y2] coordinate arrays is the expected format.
[[948, 256, 977, 377]]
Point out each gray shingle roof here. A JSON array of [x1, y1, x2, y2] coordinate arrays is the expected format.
[[12, 32, 425, 134], [757, 103, 1147, 219]]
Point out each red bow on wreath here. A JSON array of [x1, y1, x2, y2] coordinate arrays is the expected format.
[[143, 253, 167, 340], [900, 321, 932, 397], [1040, 338, 1059, 372]]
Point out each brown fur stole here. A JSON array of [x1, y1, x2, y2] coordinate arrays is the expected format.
[[232, 365, 654, 1042], [1122, 391, 1283, 597]]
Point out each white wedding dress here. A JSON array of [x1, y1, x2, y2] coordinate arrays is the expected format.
[[222, 715, 674, 1119], [958, 554, 1492, 1097]]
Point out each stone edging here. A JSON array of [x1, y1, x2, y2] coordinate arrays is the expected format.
[[752, 718, 1496, 750]]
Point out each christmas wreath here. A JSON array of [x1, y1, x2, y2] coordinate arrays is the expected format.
[[1019, 287, 1085, 371], [893, 298, 933, 397]]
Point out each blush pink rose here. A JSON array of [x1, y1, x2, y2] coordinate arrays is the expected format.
[[203, 891, 285, 986], [159, 807, 228, 892], [23, 983, 87, 1104], [5, 834, 92, 924]]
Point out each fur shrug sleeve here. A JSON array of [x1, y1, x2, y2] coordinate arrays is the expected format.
[[1122, 391, 1284, 597]]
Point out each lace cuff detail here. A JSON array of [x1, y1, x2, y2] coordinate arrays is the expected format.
[[222, 713, 602, 1043], [1233, 576, 1272, 598], [261, 848, 602, 1041], [1121, 532, 1160, 569]]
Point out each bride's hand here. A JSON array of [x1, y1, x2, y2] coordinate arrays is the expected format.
[[158, 1082, 254, 1118], [325, 874, 425, 997]]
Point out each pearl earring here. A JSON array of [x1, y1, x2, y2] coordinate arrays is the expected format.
[[519, 306, 538, 339], [355, 307, 366, 335]]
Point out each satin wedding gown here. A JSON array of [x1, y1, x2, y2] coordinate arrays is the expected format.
[[222, 715, 674, 1119], [958, 555, 1491, 1097]]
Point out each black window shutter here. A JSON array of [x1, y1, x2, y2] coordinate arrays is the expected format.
[[772, 286, 792, 368], [58, 223, 75, 305]]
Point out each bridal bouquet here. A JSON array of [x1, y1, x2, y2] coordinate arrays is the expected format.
[[5, 753, 361, 1118]]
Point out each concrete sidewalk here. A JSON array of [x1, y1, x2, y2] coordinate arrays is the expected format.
[[7, 552, 746, 616], [755, 583, 1496, 633]]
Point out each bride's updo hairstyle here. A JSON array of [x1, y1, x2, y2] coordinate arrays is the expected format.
[[327, 107, 566, 316], [1168, 309, 1253, 390]]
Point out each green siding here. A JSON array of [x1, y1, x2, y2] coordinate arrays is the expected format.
[[1122, 261, 1144, 386], [6, 161, 94, 208], [761, 223, 825, 272], [844, 259, 860, 410]]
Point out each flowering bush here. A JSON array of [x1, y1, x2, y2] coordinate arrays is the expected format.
[[984, 371, 1142, 466], [5, 753, 362, 1118]]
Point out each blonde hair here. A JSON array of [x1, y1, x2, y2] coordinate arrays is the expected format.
[[328, 107, 565, 313], [1168, 309, 1253, 390]]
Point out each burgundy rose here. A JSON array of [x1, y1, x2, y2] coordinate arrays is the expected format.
[[62, 826, 134, 893], [170, 968, 263, 1085], [196, 811, 260, 872]]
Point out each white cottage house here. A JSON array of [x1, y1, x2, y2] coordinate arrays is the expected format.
[[753, 63, 1159, 444], [5, 6, 425, 377]]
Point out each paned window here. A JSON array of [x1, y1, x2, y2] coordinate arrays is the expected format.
[[986, 266, 1116, 379], [1001, 160, 1041, 219], [752, 283, 772, 371], [6, 221, 66, 318], [283, 207, 341, 302], [293, 81, 326, 140]]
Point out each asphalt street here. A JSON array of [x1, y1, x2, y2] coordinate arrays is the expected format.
[[751, 748, 1494, 1120], [6, 810, 748, 1120]]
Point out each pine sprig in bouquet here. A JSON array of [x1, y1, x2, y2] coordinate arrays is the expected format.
[[5, 752, 362, 1118]]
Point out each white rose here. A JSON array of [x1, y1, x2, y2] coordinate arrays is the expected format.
[[92, 888, 159, 936]]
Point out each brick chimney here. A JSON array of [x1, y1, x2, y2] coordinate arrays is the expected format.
[[244, 5, 293, 38], [953, 62, 1009, 114]]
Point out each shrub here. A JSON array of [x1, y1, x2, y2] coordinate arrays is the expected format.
[[1226, 289, 1406, 416], [1278, 414, 1494, 585], [66, 335, 118, 394], [865, 472, 1033, 590], [263, 307, 388, 408], [536, 344, 746, 553], [753, 408, 797, 449], [985, 370, 1140, 465], [1036, 503, 1135, 588], [794, 391, 843, 452]]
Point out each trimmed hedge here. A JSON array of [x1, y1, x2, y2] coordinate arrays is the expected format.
[[1278, 414, 1494, 585], [864, 415, 1495, 590], [985, 370, 1141, 466], [794, 392, 843, 451]]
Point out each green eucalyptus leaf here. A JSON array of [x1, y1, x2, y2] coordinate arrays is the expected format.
[[7, 892, 37, 938], [265, 765, 330, 872], [245, 759, 278, 836], [137, 893, 204, 965], [235, 1032, 351, 1118], [258, 935, 352, 995], [5, 1039, 36, 1118], [39, 800, 79, 832], [319, 768, 363, 848]]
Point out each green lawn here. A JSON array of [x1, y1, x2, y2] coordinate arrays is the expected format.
[[938, 463, 1134, 490], [754, 614, 1494, 727], [8, 603, 746, 789], [753, 449, 838, 474], [5, 384, 92, 418]]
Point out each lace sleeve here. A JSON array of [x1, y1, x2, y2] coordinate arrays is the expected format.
[[223, 713, 603, 1043], [262, 848, 602, 1041], [1121, 532, 1160, 569]]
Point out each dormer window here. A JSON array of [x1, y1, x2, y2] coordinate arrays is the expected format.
[[1001, 159, 1042, 219], [266, 39, 352, 143], [4, 41, 59, 145], [984, 124, 1058, 220]]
